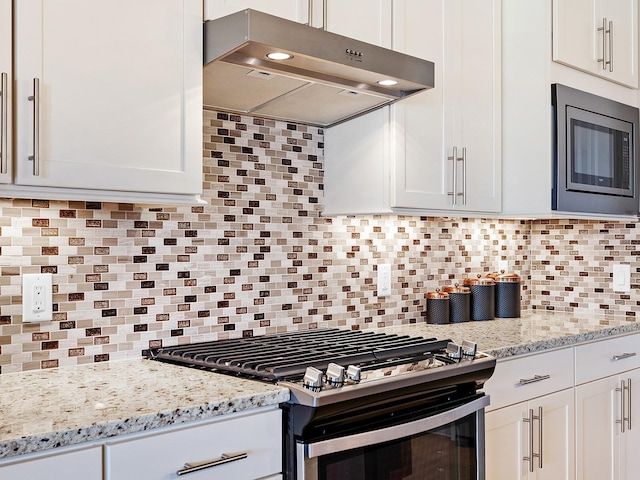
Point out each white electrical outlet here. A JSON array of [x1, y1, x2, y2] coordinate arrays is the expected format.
[[22, 273, 53, 322], [498, 260, 509, 273], [378, 264, 392, 297], [613, 264, 631, 293]]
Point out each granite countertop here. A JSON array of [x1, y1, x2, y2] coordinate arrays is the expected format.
[[376, 311, 640, 358], [3, 311, 640, 461], [0, 358, 289, 459]]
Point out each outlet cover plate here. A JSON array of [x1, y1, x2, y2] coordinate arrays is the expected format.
[[22, 273, 53, 322]]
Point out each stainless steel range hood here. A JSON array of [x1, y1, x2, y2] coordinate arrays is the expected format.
[[203, 9, 435, 128]]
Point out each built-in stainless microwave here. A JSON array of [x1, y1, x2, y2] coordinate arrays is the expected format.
[[552, 84, 640, 216]]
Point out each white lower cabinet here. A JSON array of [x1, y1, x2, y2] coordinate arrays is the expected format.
[[104, 407, 282, 480], [0, 445, 102, 480], [575, 334, 640, 480], [486, 388, 574, 480], [485, 332, 640, 480], [483, 348, 575, 479]]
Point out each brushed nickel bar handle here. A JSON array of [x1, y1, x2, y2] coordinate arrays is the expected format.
[[27, 77, 40, 176], [612, 352, 636, 361], [609, 20, 614, 72], [523, 408, 535, 473], [0, 72, 7, 174], [537, 406, 543, 469], [518, 374, 550, 385], [597, 18, 608, 70], [460, 147, 467, 205], [323, 0, 327, 31], [629, 378, 632, 430], [176, 452, 248, 476], [617, 380, 626, 433], [448, 146, 458, 206]]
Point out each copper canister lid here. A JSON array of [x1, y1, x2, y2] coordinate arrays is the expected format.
[[443, 283, 470, 294], [463, 274, 495, 286], [425, 288, 449, 299], [489, 270, 521, 283]]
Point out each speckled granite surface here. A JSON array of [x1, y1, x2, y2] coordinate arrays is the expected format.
[[3, 311, 639, 460], [376, 311, 640, 358], [0, 358, 289, 459]]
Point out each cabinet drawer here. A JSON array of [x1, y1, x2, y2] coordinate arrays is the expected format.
[[575, 333, 640, 385], [105, 407, 282, 480], [482, 348, 574, 411]]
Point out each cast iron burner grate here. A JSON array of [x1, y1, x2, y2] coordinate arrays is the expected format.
[[147, 329, 452, 381]]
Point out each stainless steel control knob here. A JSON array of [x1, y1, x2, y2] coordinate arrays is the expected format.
[[325, 363, 345, 387], [303, 366, 324, 391]]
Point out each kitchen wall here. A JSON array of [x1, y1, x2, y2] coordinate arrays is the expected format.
[[0, 110, 637, 373]]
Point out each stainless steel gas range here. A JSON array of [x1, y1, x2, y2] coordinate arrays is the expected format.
[[148, 328, 496, 480]]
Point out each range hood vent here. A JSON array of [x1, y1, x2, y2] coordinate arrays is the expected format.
[[203, 9, 435, 127]]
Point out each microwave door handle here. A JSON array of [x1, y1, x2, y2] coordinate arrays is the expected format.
[[305, 395, 490, 459]]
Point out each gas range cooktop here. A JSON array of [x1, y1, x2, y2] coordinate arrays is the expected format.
[[147, 329, 495, 407]]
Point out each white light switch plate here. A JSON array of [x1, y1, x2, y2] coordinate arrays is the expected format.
[[613, 264, 631, 293], [22, 273, 53, 322], [378, 264, 392, 297]]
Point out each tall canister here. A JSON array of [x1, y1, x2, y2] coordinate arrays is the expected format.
[[443, 284, 471, 323], [490, 271, 521, 318], [463, 275, 495, 321], [425, 289, 450, 324]]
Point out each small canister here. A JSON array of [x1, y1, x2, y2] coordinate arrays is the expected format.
[[443, 284, 471, 323], [490, 271, 521, 318], [425, 289, 450, 324], [463, 275, 495, 321]]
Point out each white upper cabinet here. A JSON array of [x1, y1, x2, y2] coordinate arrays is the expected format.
[[323, 0, 501, 216], [7, 0, 202, 204], [322, 0, 392, 46], [204, 0, 310, 23], [392, 0, 501, 213], [553, 0, 639, 88]]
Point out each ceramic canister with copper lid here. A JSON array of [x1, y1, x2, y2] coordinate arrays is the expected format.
[[463, 274, 495, 321], [443, 284, 471, 323], [489, 271, 521, 318], [425, 289, 450, 324]]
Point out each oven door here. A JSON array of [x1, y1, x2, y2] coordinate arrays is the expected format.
[[296, 395, 489, 480]]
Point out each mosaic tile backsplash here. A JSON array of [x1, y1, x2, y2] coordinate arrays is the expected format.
[[0, 109, 637, 373]]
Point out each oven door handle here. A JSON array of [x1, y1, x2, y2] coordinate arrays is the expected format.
[[304, 395, 490, 459]]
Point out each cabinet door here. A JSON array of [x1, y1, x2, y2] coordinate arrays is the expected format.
[[0, 446, 102, 480], [13, 0, 202, 196], [485, 389, 574, 480], [204, 0, 309, 23], [392, 0, 501, 212], [553, 0, 638, 88], [486, 402, 528, 479], [533, 389, 575, 480], [0, 0, 10, 184], [323, 0, 392, 46], [619, 369, 640, 480], [576, 376, 619, 480]]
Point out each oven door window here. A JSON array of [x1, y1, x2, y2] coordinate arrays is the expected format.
[[567, 106, 634, 196], [310, 411, 480, 480]]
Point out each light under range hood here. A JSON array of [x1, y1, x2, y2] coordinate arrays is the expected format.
[[203, 9, 435, 128]]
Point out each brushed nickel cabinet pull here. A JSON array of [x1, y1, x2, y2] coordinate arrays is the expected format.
[[523, 407, 542, 472], [518, 374, 550, 385], [628, 378, 632, 430], [597, 18, 610, 70], [609, 20, 614, 72], [176, 452, 248, 476], [27, 77, 40, 176], [448, 146, 458, 205], [612, 352, 636, 361], [461, 147, 467, 205], [537, 406, 543, 469], [0, 72, 7, 174]]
